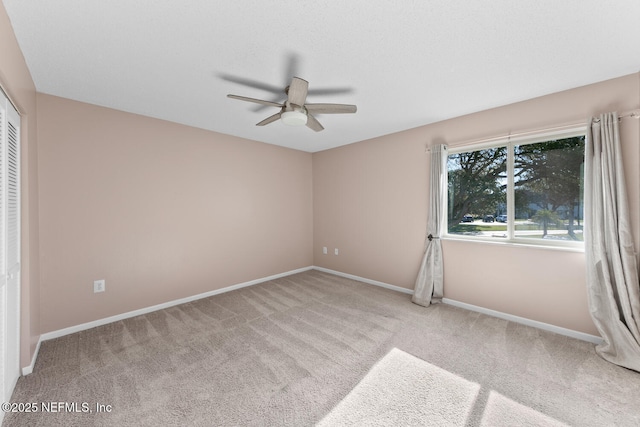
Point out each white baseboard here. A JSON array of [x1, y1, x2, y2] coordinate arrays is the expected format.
[[442, 298, 603, 345], [312, 266, 414, 295], [21, 336, 42, 375]]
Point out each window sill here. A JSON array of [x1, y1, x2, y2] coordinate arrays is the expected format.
[[441, 235, 585, 253]]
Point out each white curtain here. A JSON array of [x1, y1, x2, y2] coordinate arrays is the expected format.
[[585, 112, 640, 372], [413, 144, 446, 307]]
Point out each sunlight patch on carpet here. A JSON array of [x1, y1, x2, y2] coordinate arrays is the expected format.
[[480, 391, 569, 427], [317, 348, 480, 426]]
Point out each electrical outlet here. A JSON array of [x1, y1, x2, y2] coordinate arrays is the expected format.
[[323, 247, 327, 255], [334, 248, 339, 255], [93, 279, 106, 293]]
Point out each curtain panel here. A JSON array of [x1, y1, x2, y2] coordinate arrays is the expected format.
[[413, 144, 446, 307], [585, 112, 640, 372]]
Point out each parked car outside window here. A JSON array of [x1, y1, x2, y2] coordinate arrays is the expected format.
[[496, 214, 507, 223], [461, 215, 474, 223], [483, 215, 495, 223]]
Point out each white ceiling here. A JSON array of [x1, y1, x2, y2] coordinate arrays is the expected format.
[[4, 1, 640, 153]]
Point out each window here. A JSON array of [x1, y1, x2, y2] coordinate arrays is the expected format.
[[446, 129, 585, 247]]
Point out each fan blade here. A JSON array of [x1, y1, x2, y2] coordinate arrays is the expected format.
[[308, 87, 353, 96], [306, 113, 324, 132], [252, 98, 286, 113], [287, 77, 308, 106], [284, 52, 300, 87], [256, 112, 282, 126], [305, 103, 357, 114], [227, 94, 283, 108], [219, 74, 283, 94]]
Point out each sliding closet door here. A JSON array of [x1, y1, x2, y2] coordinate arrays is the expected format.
[[0, 89, 20, 407]]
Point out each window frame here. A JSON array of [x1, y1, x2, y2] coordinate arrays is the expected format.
[[442, 126, 587, 250]]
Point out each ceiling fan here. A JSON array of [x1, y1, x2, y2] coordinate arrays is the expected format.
[[227, 77, 357, 132]]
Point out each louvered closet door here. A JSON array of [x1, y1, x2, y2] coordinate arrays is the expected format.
[[0, 90, 20, 408]]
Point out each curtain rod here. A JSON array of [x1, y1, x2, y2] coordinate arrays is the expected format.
[[426, 109, 640, 152], [0, 83, 22, 116], [591, 109, 640, 123]]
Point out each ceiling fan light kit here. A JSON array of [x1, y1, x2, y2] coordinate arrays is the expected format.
[[281, 110, 308, 126], [227, 77, 356, 132]]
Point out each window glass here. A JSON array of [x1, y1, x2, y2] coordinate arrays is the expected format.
[[447, 146, 507, 237], [445, 132, 585, 246], [514, 136, 585, 241]]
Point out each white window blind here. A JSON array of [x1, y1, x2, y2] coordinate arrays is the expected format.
[[6, 120, 18, 273]]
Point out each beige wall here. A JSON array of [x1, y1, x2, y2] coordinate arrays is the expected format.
[[37, 94, 313, 333], [313, 126, 429, 287], [0, 3, 41, 368], [313, 73, 640, 336]]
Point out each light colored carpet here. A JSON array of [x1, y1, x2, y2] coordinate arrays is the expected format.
[[4, 270, 640, 426]]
